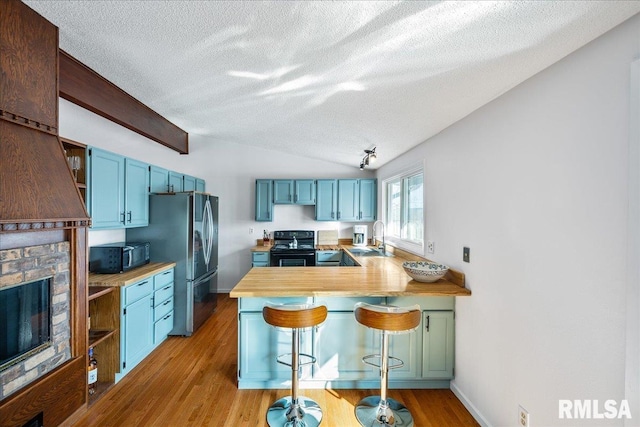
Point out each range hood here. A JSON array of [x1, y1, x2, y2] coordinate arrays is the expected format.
[[0, 0, 89, 232]]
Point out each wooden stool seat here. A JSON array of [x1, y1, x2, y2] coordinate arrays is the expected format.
[[263, 303, 327, 427], [354, 302, 421, 427]]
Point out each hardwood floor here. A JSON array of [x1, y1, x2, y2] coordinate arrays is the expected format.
[[71, 294, 479, 426]]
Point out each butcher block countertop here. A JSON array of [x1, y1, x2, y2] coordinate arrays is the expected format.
[[88, 262, 176, 287], [231, 245, 471, 298]]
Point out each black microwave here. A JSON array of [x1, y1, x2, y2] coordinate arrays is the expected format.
[[89, 242, 150, 274]]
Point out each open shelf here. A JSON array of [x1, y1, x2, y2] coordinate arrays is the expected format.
[[89, 286, 114, 301], [88, 381, 115, 406], [89, 329, 116, 348]]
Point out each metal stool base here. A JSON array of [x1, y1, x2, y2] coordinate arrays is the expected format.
[[355, 396, 414, 427], [266, 396, 323, 427]]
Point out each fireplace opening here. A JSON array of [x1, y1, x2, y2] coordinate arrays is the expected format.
[[0, 277, 52, 370]]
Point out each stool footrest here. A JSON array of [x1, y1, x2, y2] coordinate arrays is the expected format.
[[362, 354, 405, 370], [276, 353, 317, 368]]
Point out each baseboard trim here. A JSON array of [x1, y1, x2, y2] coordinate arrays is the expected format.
[[450, 381, 492, 427]]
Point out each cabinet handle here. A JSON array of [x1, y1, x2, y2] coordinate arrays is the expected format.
[[127, 211, 132, 223], [337, 211, 340, 220], [163, 299, 171, 306], [359, 211, 362, 219], [162, 271, 172, 276], [120, 212, 125, 223], [137, 281, 148, 287], [425, 315, 430, 332], [163, 285, 171, 291], [294, 194, 297, 202], [163, 313, 172, 320]]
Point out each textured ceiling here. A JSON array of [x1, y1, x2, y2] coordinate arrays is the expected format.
[[25, 1, 640, 169]]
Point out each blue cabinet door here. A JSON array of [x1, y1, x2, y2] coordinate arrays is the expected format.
[[255, 179, 273, 221], [89, 148, 125, 229], [358, 179, 377, 221], [195, 178, 205, 192], [273, 180, 293, 204], [313, 312, 377, 380], [149, 165, 169, 193], [121, 292, 153, 374], [315, 179, 337, 221], [168, 171, 183, 192], [294, 180, 315, 205], [239, 313, 309, 381], [337, 179, 359, 221], [124, 158, 149, 228], [422, 311, 454, 379], [183, 175, 196, 191]]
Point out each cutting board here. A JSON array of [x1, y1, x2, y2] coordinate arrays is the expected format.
[[317, 230, 339, 245]]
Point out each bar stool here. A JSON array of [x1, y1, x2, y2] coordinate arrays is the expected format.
[[353, 302, 421, 427], [263, 302, 328, 427]]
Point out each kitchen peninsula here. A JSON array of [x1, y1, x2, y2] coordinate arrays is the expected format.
[[230, 245, 471, 389]]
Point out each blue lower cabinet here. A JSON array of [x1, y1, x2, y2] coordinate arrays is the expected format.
[[116, 267, 174, 382], [251, 251, 269, 267], [422, 311, 455, 379], [239, 312, 312, 382], [118, 285, 153, 381], [313, 312, 377, 380], [237, 296, 455, 389]]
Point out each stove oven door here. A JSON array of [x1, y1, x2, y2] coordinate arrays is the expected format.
[[270, 251, 316, 266]]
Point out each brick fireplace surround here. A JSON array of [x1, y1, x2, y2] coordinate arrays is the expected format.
[[0, 242, 72, 400]]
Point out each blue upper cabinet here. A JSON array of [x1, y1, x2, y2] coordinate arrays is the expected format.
[[294, 180, 315, 205], [89, 148, 149, 229], [195, 178, 205, 192], [89, 148, 125, 229], [359, 179, 377, 221], [183, 175, 196, 191], [337, 179, 359, 221], [255, 179, 273, 221], [168, 171, 183, 192], [315, 179, 337, 221], [274, 179, 315, 205], [149, 165, 169, 193], [273, 180, 293, 204], [124, 158, 150, 228]]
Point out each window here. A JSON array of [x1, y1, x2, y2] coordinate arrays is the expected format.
[[385, 168, 424, 252]]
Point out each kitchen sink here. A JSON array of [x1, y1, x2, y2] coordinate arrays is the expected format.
[[348, 247, 394, 257]]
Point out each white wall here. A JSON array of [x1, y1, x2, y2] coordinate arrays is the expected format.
[[59, 99, 374, 291], [376, 13, 640, 427]]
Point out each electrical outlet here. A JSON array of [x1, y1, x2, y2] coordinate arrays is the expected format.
[[427, 240, 434, 254], [519, 405, 529, 427], [463, 247, 470, 263], [249, 227, 254, 234]]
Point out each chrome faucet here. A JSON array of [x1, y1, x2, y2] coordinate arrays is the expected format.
[[372, 220, 385, 252]]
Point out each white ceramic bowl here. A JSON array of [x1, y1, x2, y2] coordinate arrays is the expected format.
[[402, 261, 449, 283]]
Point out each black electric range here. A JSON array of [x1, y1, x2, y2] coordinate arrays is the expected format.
[[270, 230, 316, 266]]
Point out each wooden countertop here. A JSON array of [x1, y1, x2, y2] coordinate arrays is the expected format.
[[88, 262, 176, 287], [232, 246, 471, 298]]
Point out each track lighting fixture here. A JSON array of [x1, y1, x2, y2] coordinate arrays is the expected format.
[[359, 147, 377, 170]]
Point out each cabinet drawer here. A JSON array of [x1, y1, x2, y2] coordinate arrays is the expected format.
[[154, 268, 174, 289], [316, 251, 341, 262], [154, 296, 174, 321], [252, 262, 269, 267], [154, 283, 174, 307], [252, 252, 269, 262], [154, 311, 174, 344], [124, 279, 153, 305], [316, 261, 340, 267]]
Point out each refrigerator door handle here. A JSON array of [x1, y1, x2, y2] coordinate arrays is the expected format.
[[202, 198, 213, 269], [207, 200, 214, 267]]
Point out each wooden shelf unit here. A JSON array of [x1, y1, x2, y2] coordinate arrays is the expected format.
[[87, 286, 120, 405], [60, 137, 88, 204]]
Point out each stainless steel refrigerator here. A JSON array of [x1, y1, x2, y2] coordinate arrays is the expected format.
[[127, 192, 218, 336]]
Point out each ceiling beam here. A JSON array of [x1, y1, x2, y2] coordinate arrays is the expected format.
[[59, 50, 188, 154]]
